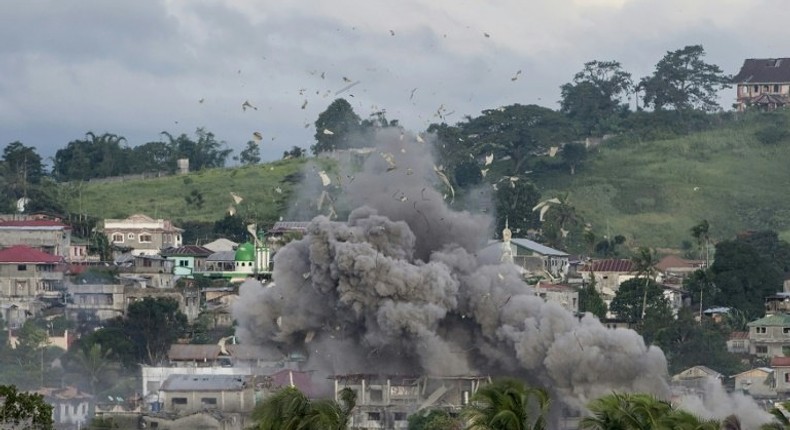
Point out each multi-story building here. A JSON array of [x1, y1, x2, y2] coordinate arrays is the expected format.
[[0, 245, 64, 328], [100, 214, 183, 256], [733, 58, 790, 111], [747, 314, 790, 358], [0, 219, 71, 258]]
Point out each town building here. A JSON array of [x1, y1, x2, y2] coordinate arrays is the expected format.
[[0, 219, 71, 258], [161, 245, 214, 277], [65, 282, 200, 323], [747, 313, 790, 358], [0, 245, 65, 328], [34, 386, 94, 430], [733, 58, 790, 111], [158, 374, 255, 414], [732, 367, 776, 398], [727, 331, 750, 354], [533, 282, 579, 314], [100, 214, 183, 256], [115, 253, 176, 289]]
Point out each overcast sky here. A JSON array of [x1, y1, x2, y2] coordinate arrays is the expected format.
[[1, 0, 788, 164]]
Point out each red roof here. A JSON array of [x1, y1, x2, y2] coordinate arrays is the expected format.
[[729, 331, 749, 340], [0, 245, 62, 263], [655, 255, 704, 272], [0, 220, 69, 229], [771, 356, 790, 367], [584, 259, 634, 273]]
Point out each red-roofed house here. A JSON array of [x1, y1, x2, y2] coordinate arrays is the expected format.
[[0, 245, 65, 328], [771, 356, 790, 394], [655, 255, 705, 282], [581, 259, 637, 310], [0, 218, 71, 258], [727, 331, 750, 354]]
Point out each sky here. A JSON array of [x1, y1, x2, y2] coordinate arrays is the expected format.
[[1, 0, 789, 165]]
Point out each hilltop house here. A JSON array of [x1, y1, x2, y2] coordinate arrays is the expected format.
[[100, 214, 183, 256], [0, 219, 71, 258], [733, 58, 790, 111], [0, 245, 64, 328]]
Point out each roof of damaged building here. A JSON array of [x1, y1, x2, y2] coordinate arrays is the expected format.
[[160, 374, 250, 392], [733, 58, 790, 83]]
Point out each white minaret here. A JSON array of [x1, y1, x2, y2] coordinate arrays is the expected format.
[[501, 218, 514, 263]]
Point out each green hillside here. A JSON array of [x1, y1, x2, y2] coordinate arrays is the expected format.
[[67, 111, 790, 250], [534, 111, 790, 248], [64, 158, 307, 224]]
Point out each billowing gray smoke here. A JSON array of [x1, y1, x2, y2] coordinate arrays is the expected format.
[[233, 128, 669, 408]]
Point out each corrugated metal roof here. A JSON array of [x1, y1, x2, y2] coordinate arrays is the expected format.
[[509, 238, 568, 256], [160, 374, 249, 392], [0, 220, 69, 229], [584, 259, 634, 273], [168, 344, 221, 361], [271, 221, 312, 234], [748, 314, 790, 327], [772, 356, 790, 367], [0, 245, 62, 263], [161, 245, 214, 257]]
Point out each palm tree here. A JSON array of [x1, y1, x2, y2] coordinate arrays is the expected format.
[[580, 392, 718, 430], [71, 343, 113, 394], [760, 401, 790, 429], [631, 247, 659, 320], [463, 378, 551, 430], [691, 220, 711, 268], [251, 386, 356, 430]]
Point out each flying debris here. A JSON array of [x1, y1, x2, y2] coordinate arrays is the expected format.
[[335, 80, 361, 95], [549, 146, 559, 157], [380, 152, 397, 171], [406, 168, 414, 176], [301, 100, 308, 109], [389, 29, 395, 36], [318, 171, 332, 187], [484, 154, 494, 166], [198, 98, 205, 104], [511, 70, 522, 81], [230, 192, 243, 205], [483, 32, 490, 38], [242, 100, 257, 111], [274, 187, 282, 194], [252, 132, 263, 141], [320, 72, 325, 79], [532, 198, 562, 222], [323, 128, 334, 135], [416, 134, 425, 143], [410, 88, 418, 100], [433, 165, 455, 202], [342, 76, 352, 82], [481, 169, 489, 178]]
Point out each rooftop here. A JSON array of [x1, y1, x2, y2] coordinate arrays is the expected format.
[[161, 245, 214, 257], [160, 374, 250, 392], [772, 356, 790, 367], [0, 245, 62, 264], [583, 259, 634, 273], [748, 314, 790, 327], [0, 219, 70, 229], [655, 255, 704, 272], [510, 238, 568, 257], [733, 58, 790, 83]]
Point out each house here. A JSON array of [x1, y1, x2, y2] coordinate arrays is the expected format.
[[34, 386, 94, 429], [203, 238, 239, 253], [65, 282, 200, 323], [671, 366, 723, 392], [0, 245, 65, 328], [733, 58, 790, 111], [0, 219, 71, 258], [160, 245, 214, 277], [703, 306, 731, 323], [661, 284, 690, 316], [732, 368, 776, 398], [580, 259, 636, 315], [727, 331, 750, 354], [115, 253, 175, 289], [142, 411, 248, 430], [772, 356, 790, 394], [765, 292, 790, 316], [331, 374, 489, 430], [485, 237, 569, 278], [157, 374, 255, 414], [747, 313, 790, 357], [533, 282, 578, 313], [654, 255, 704, 283], [100, 214, 183, 256]]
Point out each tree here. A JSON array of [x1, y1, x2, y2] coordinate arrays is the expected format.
[[560, 142, 587, 175], [494, 181, 541, 237], [462, 378, 550, 430], [52, 132, 129, 181], [123, 297, 187, 365], [161, 128, 232, 171], [639, 45, 731, 112], [250, 386, 356, 430], [560, 60, 633, 135], [129, 140, 172, 173], [610, 278, 667, 324], [454, 161, 483, 188], [690, 220, 712, 267], [213, 214, 247, 243], [283, 146, 306, 159], [69, 343, 113, 394], [0, 384, 54, 429], [2, 142, 44, 199], [408, 409, 462, 430], [631, 247, 659, 320], [462, 104, 576, 175], [580, 392, 719, 430], [312, 98, 363, 154], [578, 277, 607, 319], [239, 141, 261, 165], [683, 269, 717, 319]]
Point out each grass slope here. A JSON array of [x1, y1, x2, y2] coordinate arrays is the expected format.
[[66, 158, 307, 225], [535, 111, 790, 249]]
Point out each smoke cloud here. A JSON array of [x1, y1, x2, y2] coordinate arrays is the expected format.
[[233, 127, 673, 410]]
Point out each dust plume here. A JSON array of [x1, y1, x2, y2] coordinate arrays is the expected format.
[[233, 127, 670, 409]]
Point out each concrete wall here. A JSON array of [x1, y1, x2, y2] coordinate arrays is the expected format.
[[162, 388, 254, 414], [0, 228, 70, 257]]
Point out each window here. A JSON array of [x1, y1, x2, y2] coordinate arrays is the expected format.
[[775, 84, 781, 93], [785, 373, 790, 383], [171, 397, 187, 406], [201, 397, 217, 407], [127, 233, 135, 240], [143, 259, 152, 267], [179, 260, 188, 267], [370, 389, 383, 402], [367, 412, 381, 422], [17, 265, 27, 271], [756, 327, 767, 334], [754, 85, 759, 92], [393, 412, 407, 421], [783, 328, 790, 334], [756, 345, 768, 354], [139, 234, 152, 243], [112, 233, 124, 243]]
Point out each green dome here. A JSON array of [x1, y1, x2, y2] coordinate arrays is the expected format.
[[235, 242, 255, 261]]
